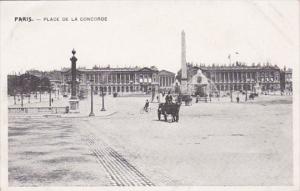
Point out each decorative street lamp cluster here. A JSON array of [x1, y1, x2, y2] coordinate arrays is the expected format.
[[68, 49, 106, 116]]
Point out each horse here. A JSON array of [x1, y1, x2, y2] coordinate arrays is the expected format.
[[249, 93, 257, 100], [158, 102, 181, 122]]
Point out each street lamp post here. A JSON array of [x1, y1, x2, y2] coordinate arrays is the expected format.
[[13, 90, 16, 105], [245, 85, 248, 102], [100, 87, 106, 111], [49, 88, 52, 107], [40, 89, 42, 102], [218, 87, 220, 101], [89, 81, 95, 117], [245, 79, 250, 102], [21, 91, 23, 107], [230, 86, 233, 102]]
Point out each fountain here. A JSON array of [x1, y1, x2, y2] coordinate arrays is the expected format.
[[189, 69, 219, 97]]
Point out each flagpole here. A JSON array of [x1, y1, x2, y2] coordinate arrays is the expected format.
[[228, 54, 231, 65]]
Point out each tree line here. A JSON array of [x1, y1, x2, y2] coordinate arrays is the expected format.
[[7, 73, 52, 96]]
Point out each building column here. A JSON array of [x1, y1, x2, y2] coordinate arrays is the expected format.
[[227, 72, 230, 83], [166, 77, 168, 87], [165, 76, 167, 87], [165, 77, 168, 87]]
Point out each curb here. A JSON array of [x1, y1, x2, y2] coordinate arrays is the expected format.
[[8, 111, 118, 119], [61, 111, 118, 118]]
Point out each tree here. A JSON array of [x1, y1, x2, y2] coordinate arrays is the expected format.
[[7, 75, 19, 96], [40, 77, 51, 92]]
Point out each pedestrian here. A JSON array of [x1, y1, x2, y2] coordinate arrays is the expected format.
[[236, 96, 239, 103], [165, 91, 173, 104], [51, 98, 54, 103], [144, 99, 149, 112]]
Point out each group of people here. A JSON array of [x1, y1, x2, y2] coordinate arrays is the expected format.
[[144, 91, 173, 112]]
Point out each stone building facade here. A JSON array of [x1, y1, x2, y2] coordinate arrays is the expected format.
[[61, 66, 175, 95], [179, 62, 282, 93], [158, 70, 176, 92], [280, 67, 293, 93]]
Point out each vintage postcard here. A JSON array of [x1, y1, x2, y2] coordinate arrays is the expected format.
[[0, 1, 299, 191]]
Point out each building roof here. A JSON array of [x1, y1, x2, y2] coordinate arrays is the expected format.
[[187, 62, 281, 71], [61, 66, 159, 73], [158, 70, 175, 76]]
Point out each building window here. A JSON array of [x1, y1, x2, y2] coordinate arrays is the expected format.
[[139, 74, 143, 83]]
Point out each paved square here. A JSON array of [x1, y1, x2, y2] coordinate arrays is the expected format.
[[8, 95, 293, 186]]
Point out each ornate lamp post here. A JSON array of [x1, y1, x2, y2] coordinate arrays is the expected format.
[[49, 84, 52, 107], [21, 92, 23, 107], [38, 85, 42, 102], [230, 86, 233, 102], [13, 89, 16, 105], [245, 79, 250, 102], [100, 86, 106, 111], [68, 49, 80, 113], [70, 49, 77, 99], [88, 80, 95, 117]]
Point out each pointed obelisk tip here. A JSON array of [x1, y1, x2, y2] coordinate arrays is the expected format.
[[182, 30, 185, 34]]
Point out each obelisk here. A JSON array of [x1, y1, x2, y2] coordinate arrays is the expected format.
[[180, 30, 188, 94]]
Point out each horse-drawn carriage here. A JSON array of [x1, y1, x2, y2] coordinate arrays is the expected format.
[[249, 93, 258, 100], [157, 102, 181, 122]]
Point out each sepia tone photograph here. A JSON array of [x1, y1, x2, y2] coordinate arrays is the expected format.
[[0, 0, 299, 190]]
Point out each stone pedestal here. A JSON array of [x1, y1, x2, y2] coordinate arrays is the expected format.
[[69, 99, 79, 113], [181, 80, 188, 94]]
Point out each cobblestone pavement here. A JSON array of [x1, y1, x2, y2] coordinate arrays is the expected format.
[[8, 117, 112, 186], [8, 95, 293, 186], [83, 132, 154, 186]]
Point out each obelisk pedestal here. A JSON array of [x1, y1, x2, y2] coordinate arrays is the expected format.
[[69, 49, 79, 113]]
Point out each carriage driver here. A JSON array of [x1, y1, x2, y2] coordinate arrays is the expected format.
[[165, 91, 173, 104]]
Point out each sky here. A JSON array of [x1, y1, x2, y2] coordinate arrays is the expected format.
[[1, 0, 299, 74]]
